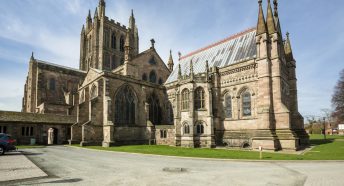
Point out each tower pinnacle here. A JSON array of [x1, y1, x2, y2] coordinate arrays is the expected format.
[[266, 0, 276, 35], [168, 50, 174, 71], [256, 0, 267, 35]]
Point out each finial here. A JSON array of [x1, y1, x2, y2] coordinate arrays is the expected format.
[[131, 9, 134, 17], [30, 52, 35, 61], [88, 9, 91, 18], [178, 64, 182, 79], [206, 60, 209, 70], [170, 49, 172, 55], [258, 0, 262, 5], [150, 39, 155, 49], [178, 51, 181, 60], [273, 0, 278, 16], [190, 59, 194, 74], [286, 32, 290, 38]]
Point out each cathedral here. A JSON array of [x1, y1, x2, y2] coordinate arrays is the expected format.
[[20, 0, 309, 150]]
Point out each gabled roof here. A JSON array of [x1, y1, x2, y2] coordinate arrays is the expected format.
[[166, 28, 257, 83]]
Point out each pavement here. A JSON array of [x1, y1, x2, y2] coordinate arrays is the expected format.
[[0, 151, 47, 183], [1, 146, 344, 186]]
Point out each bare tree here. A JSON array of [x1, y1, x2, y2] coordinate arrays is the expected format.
[[332, 69, 344, 122]]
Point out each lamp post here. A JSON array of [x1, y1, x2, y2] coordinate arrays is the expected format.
[[323, 117, 326, 140]]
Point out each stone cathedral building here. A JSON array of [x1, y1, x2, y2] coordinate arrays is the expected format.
[[16, 0, 309, 150]]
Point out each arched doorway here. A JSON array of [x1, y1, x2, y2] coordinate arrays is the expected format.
[[48, 128, 58, 145]]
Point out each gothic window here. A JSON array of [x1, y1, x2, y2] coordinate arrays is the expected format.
[[149, 57, 156, 65], [48, 78, 56, 91], [104, 54, 110, 69], [120, 58, 124, 65], [242, 91, 252, 117], [142, 73, 147, 81], [184, 124, 190, 134], [90, 84, 97, 99], [158, 78, 163, 85], [196, 122, 204, 134], [149, 71, 157, 83], [120, 36, 125, 52], [148, 93, 161, 125], [111, 33, 116, 49], [181, 89, 189, 110], [224, 94, 232, 118], [104, 30, 110, 48], [115, 85, 137, 125], [194, 87, 205, 110], [111, 55, 116, 69]]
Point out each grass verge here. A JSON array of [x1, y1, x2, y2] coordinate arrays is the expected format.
[[71, 135, 344, 160]]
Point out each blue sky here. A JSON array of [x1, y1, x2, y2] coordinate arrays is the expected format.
[[0, 0, 343, 118]]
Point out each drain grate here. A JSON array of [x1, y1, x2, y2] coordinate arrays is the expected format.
[[162, 167, 188, 173]]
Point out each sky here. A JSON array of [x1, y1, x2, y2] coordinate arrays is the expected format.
[[0, 0, 343, 118]]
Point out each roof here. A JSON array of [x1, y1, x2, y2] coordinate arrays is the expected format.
[[36, 59, 86, 74], [166, 28, 257, 83]]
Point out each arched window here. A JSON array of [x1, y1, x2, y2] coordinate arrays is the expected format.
[[242, 91, 252, 117], [120, 36, 125, 52], [142, 73, 147, 81], [111, 33, 116, 49], [181, 89, 189, 110], [196, 123, 204, 134], [149, 71, 157, 83], [148, 93, 161, 125], [48, 78, 56, 91], [115, 85, 136, 125], [194, 87, 205, 110], [184, 124, 190, 134], [158, 78, 163, 85], [90, 84, 97, 99], [224, 94, 232, 118]]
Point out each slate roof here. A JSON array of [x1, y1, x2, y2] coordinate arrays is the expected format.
[[36, 59, 86, 74], [166, 28, 257, 84]]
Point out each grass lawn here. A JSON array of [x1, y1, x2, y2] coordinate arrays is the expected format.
[[72, 134, 344, 160], [16, 145, 46, 149]]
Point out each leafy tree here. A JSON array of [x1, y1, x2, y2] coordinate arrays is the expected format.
[[332, 69, 344, 122]]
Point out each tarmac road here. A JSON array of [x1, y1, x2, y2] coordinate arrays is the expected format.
[[4, 146, 344, 186]]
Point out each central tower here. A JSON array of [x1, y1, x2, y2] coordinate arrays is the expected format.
[[79, 0, 139, 71]]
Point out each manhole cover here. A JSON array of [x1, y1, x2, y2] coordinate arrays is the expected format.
[[163, 167, 188, 173]]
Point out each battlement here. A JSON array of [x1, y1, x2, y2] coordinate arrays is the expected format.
[[104, 17, 127, 29]]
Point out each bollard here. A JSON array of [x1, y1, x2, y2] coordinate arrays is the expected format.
[[259, 146, 263, 159]]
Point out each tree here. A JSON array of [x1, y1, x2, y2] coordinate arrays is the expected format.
[[332, 69, 344, 122]]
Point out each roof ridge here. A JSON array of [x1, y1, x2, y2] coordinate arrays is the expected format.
[[180, 27, 256, 60], [36, 59, 86, 73]]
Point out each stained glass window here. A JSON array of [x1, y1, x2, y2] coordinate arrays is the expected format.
[[242, 92, 251, 116], [149, 71, 157, 83], [148, 93, 161, 125], [224, 94, 232, 118], [115, 85, 136, 125]]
